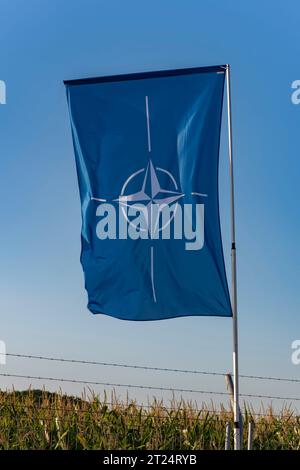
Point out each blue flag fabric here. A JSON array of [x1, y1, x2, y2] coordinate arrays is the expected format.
[[65, 65, 232, 320]]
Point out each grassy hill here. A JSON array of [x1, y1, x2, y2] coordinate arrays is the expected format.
[[0, 389, 299, 450]]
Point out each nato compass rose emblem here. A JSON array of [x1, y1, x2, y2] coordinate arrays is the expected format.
[[115, 159, 184, 238], [91, 96, 207, 303]]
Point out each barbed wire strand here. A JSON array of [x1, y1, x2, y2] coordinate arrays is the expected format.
[[2, 352, 300, 384], [0, 402, 293, 419], [1, 372, 300, 402], [1, 406, 228, 420]]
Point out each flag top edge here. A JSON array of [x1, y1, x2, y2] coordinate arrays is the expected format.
[[64, 64, 227, 86]]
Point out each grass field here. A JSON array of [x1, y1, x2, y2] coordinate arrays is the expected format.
[[0, 389, 299, 450]]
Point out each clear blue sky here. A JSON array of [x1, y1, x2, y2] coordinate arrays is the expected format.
[[0, 0, 299, 411]]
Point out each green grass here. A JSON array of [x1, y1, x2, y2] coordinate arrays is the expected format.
[[0, 389, 299, 450]]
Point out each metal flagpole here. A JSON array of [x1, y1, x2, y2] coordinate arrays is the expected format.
[[225, 64, 241, 450]]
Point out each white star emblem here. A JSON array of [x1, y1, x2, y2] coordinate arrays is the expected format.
[[114, 160, 184, 237]]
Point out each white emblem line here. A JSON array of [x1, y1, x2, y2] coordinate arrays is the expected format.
[[191, 192, 208, 198], [150, 246, 157, 303], [145, 95, 152, 153], [146, 95, 157, 303], [91, 197, 107, 202]]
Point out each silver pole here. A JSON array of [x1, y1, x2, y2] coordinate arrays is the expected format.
[[225, 373, 243, 448], [225, 64, 240, 450], [247, 421, 254, 450], [225, 422, 231, 450]]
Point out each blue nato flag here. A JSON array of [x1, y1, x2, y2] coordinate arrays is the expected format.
[[65, 65, 232, 320]]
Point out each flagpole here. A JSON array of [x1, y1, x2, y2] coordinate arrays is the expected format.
[[225, 64, 241, 450]]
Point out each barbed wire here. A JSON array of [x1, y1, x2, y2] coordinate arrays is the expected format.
[[10, 415, 216, 424], [2, 352, 300, 384], [0, 401, 295, 419], [1, 407, 227, 421], [1, 372, 300, 402], [2, 352, 224, 377], [1, 399, 225, 414], [0, 372, 231, 395]]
